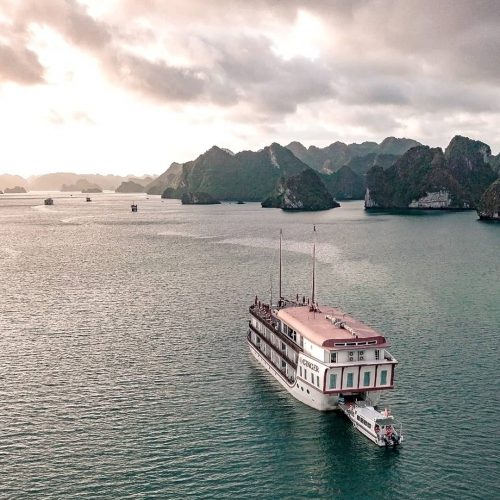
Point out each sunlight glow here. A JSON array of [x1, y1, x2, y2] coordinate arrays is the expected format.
[[270, 10, 325, 61]]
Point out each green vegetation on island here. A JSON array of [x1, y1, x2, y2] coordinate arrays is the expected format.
[[365, 136, 498, 210], [150, 143, 308, 201], [262, 169, 339, 211], [477, 179, 500, 220]]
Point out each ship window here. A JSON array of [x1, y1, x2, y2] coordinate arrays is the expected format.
[[363, 372, 371, 386], [330, 352, 337, 363], [316, 375, 319, 387], [304, 369, 307, 380], [380, 370, 388, 385], [329, 373, 337, 389], [358, 351, 364, 360], [281, 360, 286, 369], [346, 373, 354, 388], [311, 373, 314, 384], [299, 366, 302, 377], [375, 350, 380, 360]]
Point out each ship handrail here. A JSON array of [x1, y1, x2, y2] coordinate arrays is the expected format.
[[247, 333, 296, 386], [248, 323, 298, 368], [249, 308, 301, 353]]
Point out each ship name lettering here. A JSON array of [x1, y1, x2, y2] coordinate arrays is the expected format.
[[301, 359, 319, 371]]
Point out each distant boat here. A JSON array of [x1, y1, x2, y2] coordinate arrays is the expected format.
[[237, 201, 245, 204], [86, 197, 92, 202], [44, 198, 54, 206], [131, 203, 138, 212]]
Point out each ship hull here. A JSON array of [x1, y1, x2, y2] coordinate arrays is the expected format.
[[247, 339, 377, 411]]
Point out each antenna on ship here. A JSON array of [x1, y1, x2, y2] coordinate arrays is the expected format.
[[279, 228, 282, 307], [312, 225, 316, 307]]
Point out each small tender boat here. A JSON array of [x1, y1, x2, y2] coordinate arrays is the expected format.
[[44, 198, 54, 206], [339, 399, 403, 447], [86, 197, 92, 202], [131, 203, 138, 212]]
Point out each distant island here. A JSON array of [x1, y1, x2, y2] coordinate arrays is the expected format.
[[62, 179, 102, 192], [4, 186, 27, 193], [0, 173, 156, 192], [262, 169, 339, 211], [477, 179, 500, 221], [115, 180, 146, 193], [365, 136, 498, 211], [181, 191, 221, 205], [145, 137, 423, 204], [1, 135, 498, 215]]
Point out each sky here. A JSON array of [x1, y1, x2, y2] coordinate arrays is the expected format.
[[0, 0, 499, 177]]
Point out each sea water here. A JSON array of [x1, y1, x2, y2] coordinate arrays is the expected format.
[[0, 194, 499, 498]]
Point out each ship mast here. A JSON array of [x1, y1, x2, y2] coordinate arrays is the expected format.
[[279, 228, 282, 305], [312, 225, 316, 305]]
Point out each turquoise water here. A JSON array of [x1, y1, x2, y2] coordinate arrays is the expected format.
[[0, 194, 498, 499]]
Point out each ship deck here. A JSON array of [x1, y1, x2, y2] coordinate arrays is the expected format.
[[277, 305, 389, 348]]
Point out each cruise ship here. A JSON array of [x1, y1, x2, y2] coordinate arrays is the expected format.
[[247, 230, 403, 445]]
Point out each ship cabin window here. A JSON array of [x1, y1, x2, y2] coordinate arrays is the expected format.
[[281, 342, 286, 352], [329, 373, 337, 389], [363, 372, 371, 386], [356, 415, 372, 429], [316, 375, 320, 387], [375, 349, 380, 360], [256, 336, 261, 345], [304, 369, 307, 380], [299, 366, 302, 377], [380, 370, 388, 385], [283, 324, 297, 342], [346, 373, 354, 388], [281, 359, 286, 369], [311, 373, 314, 384], [330, 352, 337, 363]]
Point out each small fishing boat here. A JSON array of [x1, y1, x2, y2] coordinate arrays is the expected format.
[[86, 197, 92, 202], [131, 203, 138, 212], [44, 198, 54, 206], [339, 399, 403, 447]]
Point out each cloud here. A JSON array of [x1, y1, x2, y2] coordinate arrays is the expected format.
[[1, 0, 500, 156], [0, 41, 44, 84]]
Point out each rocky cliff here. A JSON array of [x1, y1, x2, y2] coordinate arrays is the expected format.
[[477, 179, 500, 220], [115, 180, 145, 193], [181, 191, 221, 205], [320, 165, 365, 200], [262, 169, 339, 211], [365, 136, 497, 210], [149, 143, 309, 201], [286, 137, 420, 174]]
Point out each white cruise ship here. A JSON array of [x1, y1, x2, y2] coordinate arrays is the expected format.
[[247, 230, 399, 415], [248, 299, 398, 411]]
